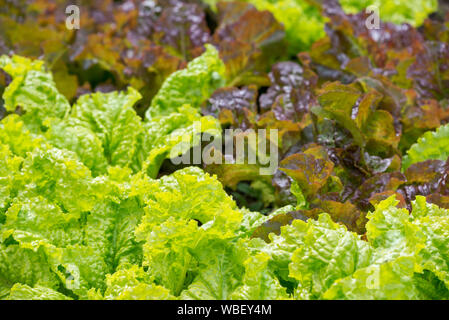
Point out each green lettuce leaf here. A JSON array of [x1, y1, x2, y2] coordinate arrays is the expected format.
[[0, 197, 108, 299], [180, 239, 246, 300], [44, 117, 108, 176], [138, 167, 242, 231], [71, 87, 143, 169], [339, 0, 438, 27], [403, 123, 449, 171], [230, 252, 289, 300], [289, 214, 372, 299], [0, 144, 23, 215], [1, 196, 83, 248], [135, 167, 242, 296], [206, 0, 325, 54], [84, 197, 145, 274], [243, 0, 325, 55], [323, 256, 422, 300], [246, 217, 308, 284], [0, 244, 60, 299], [43, 244, 108, 299], [145, 44, 226, 119], [19, 147, 99, 214], [7, 284, 72, 300], [248, 195, 449, 300], [90, 266, 174, 300], [0, 55, 70, 129], [0, 115, 44, 158], [322, 196, 449, 299], [137, 105, 222, 178], [137, 218, 206, 296], [411, 197, 449, 289]]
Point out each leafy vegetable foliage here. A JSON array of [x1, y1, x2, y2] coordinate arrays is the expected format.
[[1, 0, 449, 301], [403, 124, 449, 171]]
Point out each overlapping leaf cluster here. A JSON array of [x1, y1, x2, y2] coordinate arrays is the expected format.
[[201, 1, 449, 237], [0, 0, 289, 116], [1, 0, 449, 301], [2, 53, 449, 300]]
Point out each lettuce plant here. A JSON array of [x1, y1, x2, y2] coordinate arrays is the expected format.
[[403, 124, 449, 171], [1, 0, 449, 301], [1, 51, 449, 300], [205, 0, 438, 56], [206, 0, 325, 54], [340, 0, 438, 27]]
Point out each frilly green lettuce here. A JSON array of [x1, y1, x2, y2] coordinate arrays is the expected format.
[[205, 0, 325, 55], [88, 266, 174, 300], [7, 284, 72, 300], [138, 105, 221, 178], [146, 44, 226, 119], [0, 55, 70, 129], [287, 196, 449, 299], [135, 167, 243, 295], [1, 47, 449, 301], [0, 52, 222, 179], [230, 252, 289, 300], [243, 0, 325, 55], [403, 123, 449, 171], [71, 88, 143, 169], [289, 214, 372, 299], [340, 0, 438, 27]]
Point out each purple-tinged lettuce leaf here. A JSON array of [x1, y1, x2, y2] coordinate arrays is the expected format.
[[213, 1, 286, 87]]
